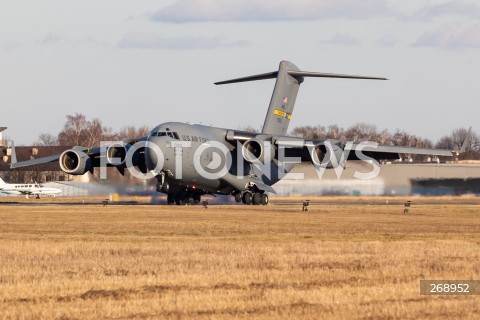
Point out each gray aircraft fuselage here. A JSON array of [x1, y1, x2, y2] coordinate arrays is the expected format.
[[145, 122, 288, 196]]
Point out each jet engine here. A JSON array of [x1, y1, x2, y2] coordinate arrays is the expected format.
[[107, 143, 148, 173], [242, 139, 275, 164], [132, 147, 148, 173], [311, 142, 347, 168], [59, 149, 92, 175], [106, 144, 127, 166]]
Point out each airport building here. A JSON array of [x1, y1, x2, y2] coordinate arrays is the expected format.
[[274, 162, 480, 196]]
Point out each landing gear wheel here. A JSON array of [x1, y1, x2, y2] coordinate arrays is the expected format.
[[167, 194, 175, 205], [234, 193, 242, 203], [261, 194, 269, 205], [242, 192, 252, 205], [175, 197, 184, 205], [193, 195, 201, 204], [157, 181, 169, 193], [252, 193, 262, 205]]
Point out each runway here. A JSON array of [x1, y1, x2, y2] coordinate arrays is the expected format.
[[1, 201, 478, 319], [1, 195, 480, 207]]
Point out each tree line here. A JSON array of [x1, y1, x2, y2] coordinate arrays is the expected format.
[[290, 123, 480, 160], [35, 113, 150, 148]]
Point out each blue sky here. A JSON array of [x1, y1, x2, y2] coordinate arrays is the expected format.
[[1, 0, 479, 144]]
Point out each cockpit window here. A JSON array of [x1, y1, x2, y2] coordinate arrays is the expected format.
[[166, 132, 180, 139], [151, 131, 178, 139]]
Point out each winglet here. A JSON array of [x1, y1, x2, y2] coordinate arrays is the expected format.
[[10, 141, 17, 167], [459, 127, 472, 154]]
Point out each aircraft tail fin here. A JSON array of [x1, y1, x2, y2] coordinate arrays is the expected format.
[[459, 126, 472, 154], [215, 60, 386, 136], [0, 177, 5, 185], [10, 141, 17, 167]]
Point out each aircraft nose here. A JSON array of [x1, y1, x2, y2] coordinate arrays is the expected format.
[[146, 146, 158, 170], [145, 138, 164, 171]]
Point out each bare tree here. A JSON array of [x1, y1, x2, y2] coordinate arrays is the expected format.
[[435, 135, 453, 149], [237, 126, 260, 133], [326, 124, 344, 140], [345, 123, 379, 142], [56, 113, 116, 148], [84, 118, 116, 147], [377, 128, 392, 145], [291, 125, 327, 139], [34, 133, 59, 146], [57, 113, 88, 146], [117, 125, 151, 139]]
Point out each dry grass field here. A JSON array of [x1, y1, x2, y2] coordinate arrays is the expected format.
[[0, 198, 479, 319]]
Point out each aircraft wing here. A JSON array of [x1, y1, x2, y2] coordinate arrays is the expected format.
[[10, 154, 62, 169], [287, 139, 453, 162], [352, 144, 453, 158], [225, 130, 455, 161], [10, 137, 148, 170], [282, 139, 453, 161]]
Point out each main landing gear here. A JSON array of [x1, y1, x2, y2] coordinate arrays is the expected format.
[[234, 191, 268, 205], [159, 179, 203, 206], [167, 193, 201, 205]]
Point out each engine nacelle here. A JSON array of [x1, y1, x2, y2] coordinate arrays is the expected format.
[[132, 147, 148, 173], [106, 143, 127, 166], [242, 139, 275, 164], [59, 149, 92, 175], [311, 142, 347, 168]]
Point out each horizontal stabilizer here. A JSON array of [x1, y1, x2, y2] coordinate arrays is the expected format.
[[215, 70, 387, 85], [214, 72, 278, 85], [288, 71, 387, 81]]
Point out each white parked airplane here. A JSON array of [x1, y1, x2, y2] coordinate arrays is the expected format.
[[0, 178, 62, 199]]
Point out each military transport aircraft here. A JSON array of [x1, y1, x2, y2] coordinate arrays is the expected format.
[[0, 177, 62, 199], [11, 61, 455, 205]]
